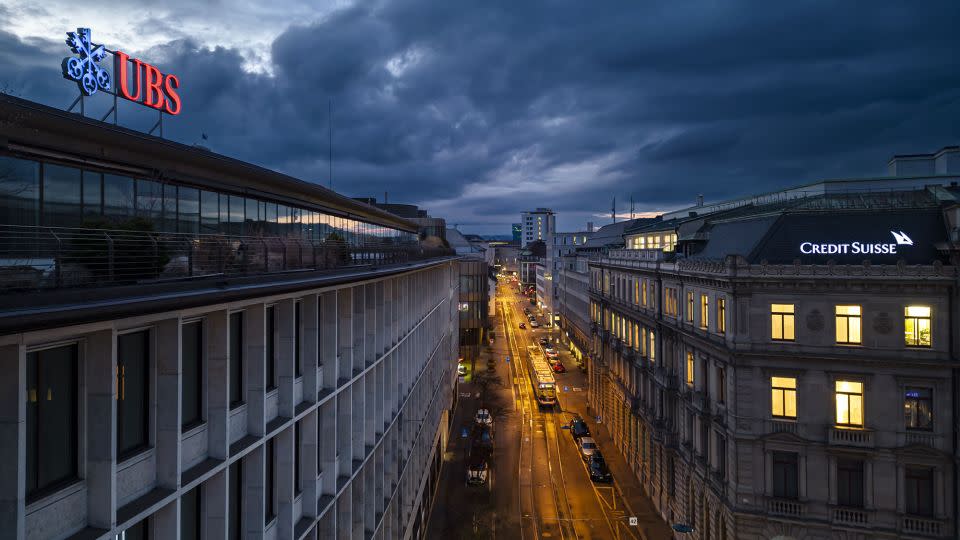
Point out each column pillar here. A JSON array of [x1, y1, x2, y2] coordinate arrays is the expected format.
[[0, 343, 25, 539], [87, 329, 117, 530], [337, 290, 353, 387], [155, 318, 182, 490], [205, 468, 228, 539], [245, 304, 267, 437], [319, 292, 338, 391], [277, 299, 296, 419], [302, 294, 319, 403], [302, 410, 319, 520], [243, 445, 265, 539], [276, 426, 295, 539], [207, 310, 230, 460], [153, 499, 179, 540]]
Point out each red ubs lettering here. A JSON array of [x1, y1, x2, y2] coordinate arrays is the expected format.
[[115, 51, 182, 115]]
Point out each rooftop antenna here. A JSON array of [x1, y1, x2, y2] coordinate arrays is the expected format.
[[328, 98, 333, 190], [630, 194, 635, 220], [612, 196, 617, 224]]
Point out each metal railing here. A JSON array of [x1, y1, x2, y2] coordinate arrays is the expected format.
[[0, 224, 452, 291]]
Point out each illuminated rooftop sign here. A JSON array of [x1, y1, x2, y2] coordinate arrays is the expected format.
[[61, 27, 182, 115], [799, 231, 914, 255]]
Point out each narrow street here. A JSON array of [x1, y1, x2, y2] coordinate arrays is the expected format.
[[427, 278, 671, 540]]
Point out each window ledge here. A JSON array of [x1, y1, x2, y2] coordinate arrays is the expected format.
[[181, 421, 207, 439], [25, 479, 84, 515], [117, 446, 155, 470]]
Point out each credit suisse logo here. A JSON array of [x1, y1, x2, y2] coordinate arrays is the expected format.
[[799, 231, 914, 255], [62, 27, 182, 115]]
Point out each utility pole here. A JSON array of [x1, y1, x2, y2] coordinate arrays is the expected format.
[[612, 196, 616, 224], [630, 194, 635, 220]]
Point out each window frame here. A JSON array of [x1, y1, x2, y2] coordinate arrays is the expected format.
[[181, 319, 204, 431], [771, 376, 797, 419], [904, 305, 932, 347], [685, 351, 695, 388], [717, 297, 726, 334], [835, 380, 865, 427], [699, 294, 709, 329], [686, 291, 694, 323], [835, 305, 863, 345], [772, 451, 799, 500], [117, 328, 152, 461], [905, 466, 935, 517], [904, 387, 933, 431], [771, 303, 795, 341], [266, 305, 277, 391], [229, 311, 244, 409]]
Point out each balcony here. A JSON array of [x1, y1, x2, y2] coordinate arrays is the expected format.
[[766, 419, 799, 436], [900, 430, 943, 451], [901, 516, 946, 537], [828, 426, 875, 448], [766, 498, 806, 518], [831, 507, 872, 528]]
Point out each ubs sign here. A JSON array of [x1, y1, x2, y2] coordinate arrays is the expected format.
[[62, 27, 182, 115], [800, 231, 914, 255]]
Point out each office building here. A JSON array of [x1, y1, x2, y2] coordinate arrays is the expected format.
[[520, 208, 555, 248], [0, 94, 460, 540], [587, 157, 960, 539]]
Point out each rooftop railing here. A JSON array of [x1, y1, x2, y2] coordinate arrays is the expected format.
[[0, 224, 450, 292]]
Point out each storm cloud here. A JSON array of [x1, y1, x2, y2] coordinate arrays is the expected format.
[[2, 0, 959, 233]]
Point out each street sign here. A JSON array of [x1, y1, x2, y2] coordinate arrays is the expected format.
[[629, 517, 638, 526], [563, 386, 569, 392], [461, 428, 469, 438]]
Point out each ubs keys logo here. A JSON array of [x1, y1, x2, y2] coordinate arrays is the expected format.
[[62, 28, 111, 96]]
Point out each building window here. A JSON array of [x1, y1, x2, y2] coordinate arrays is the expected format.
[[836, 458, 865, 508], [266, 306, 276, 390], [905, 467, 934, 517], [717, 297, 726, 334], [229, 461, 243, 540], [700, 294, 709, 329], [665, 287, 678, 317], [716, 433, 726, 480], [229, 312, 244, 408], [25, 344, 79, 501], [835, 305, 862, 344], [181, 321, 203, 430], [117, 518, 149, 540], [771, 377, 797, 419], [904, 306, 932, 347], [772, 451, 799, 500], [686, 291, 694, 322], [771, 304, 795, 341], [904, 387, 933, 431], [295, 422, 303, 495], [180, 486, 201, 540], [717, 366, 726, 404], [295, 301, 302, 377], [648, 330, 656, 362], [118, 330, 150, 459], [265, 438, 276, 524], [835, 380, 864, 427], [641, 280, 647, 306], [686, 351, 695, 387]]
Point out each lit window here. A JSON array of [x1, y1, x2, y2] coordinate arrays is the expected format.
[[771, 377, 797, 419], [835, 380, 864, 427], [904, 306, 932, 347], [686, 292, 694, 323], [717, 298, 726, 334], [634, 281, 640, 305], [686, 352, 695, 387], [904, 387, 933, 431], [649, 330, 656, 361], [771, 304, 795, 341], [700, 294, 709, 329], [641, 280, 647, 306], [835, 305, 862, 344]]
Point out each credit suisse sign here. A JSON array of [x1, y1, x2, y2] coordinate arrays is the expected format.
[[799, 230, 914, 256], [62, 27, 182, 115]]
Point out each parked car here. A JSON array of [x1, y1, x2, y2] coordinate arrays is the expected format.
[[471, 424, 494, 453], [544, 347, 558, 358], [466, 453, 489, 486], [530, 320, 540, 328], [518, 322, 526, 329], [538, 337, 549, 346], [569, 416, 591, 441], [578, 437, 598, 461], [588, 453, 613, 482], [475, 408, 493, 426], [551, 361, 566, 373]]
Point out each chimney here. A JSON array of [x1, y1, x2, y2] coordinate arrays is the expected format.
[[587, 221, 594, 233], [696, 194, 704, 207]]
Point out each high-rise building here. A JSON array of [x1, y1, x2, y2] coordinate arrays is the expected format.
[[520, 208, 555, 247], [0, 94, 459, 540], [586, 152, 960, 539]]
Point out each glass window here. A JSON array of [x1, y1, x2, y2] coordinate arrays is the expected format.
[[835, 305, 862, 344], [180, 486, 201, 540], [771, 377, 797, 419], [118, 330, 150, 458], [265, 438, 275, 524], [266, 203, 278, 236], [905, 306, 932, 347], [118, 518, 149, 540], [717, 298, 726, 334], [717, 366, 726, 404], [648, 330, 655, 362], [686, 291, 694, 322], [181, 321, 203, 429], [26, 344, 78, 501], [772, 451, 798, 500], [771, 304, 795, 341], [245, 198, 260, 236], [904, 387, 933, 431], [161, 184, 177, 232], [700, 294, 709, 329], [266, 306, 276, 390], [230, 312, 244, 408], [200, 190, 219, 234], [135, 179, 162, 225], [82, 170, 102, 217], [906, 467, 934, 517], [0, 155, 39, 227], [177, 187, 199, 234], [836, 458, 864, 508], [835, 380, 864, 427], [42, 163, 82, 227], [228, 195, 244, 236], [295, 302, 302, 378], [295, 422, 302, 494], [229, 460, 242, 540], [686, 351, 694, 387], [103, 174, 134, 220]]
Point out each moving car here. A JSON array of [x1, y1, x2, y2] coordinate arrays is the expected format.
[[550, 361, 566, 373], [578, 437, 598, 461], [457, 363, 467, 376], [569, 416, 591, 441], [518, 322, 526, 329], [475, 408, 493, 426], [466, 453, 489, 486], [544, 347, 558, 359], [529, 320, 540, 328], [588, 453, 613, 482]]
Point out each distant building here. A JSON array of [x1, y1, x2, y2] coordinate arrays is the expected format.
[[512, 223, 522, 244], [520, 208, 555, 247], [447, 228, 491, 366], [355, 198, 447, 243]]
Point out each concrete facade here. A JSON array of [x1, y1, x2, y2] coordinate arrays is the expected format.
[[520, 208, 555, 248]]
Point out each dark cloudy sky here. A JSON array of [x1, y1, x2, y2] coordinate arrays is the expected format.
[[2, 1, 959, 234]]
